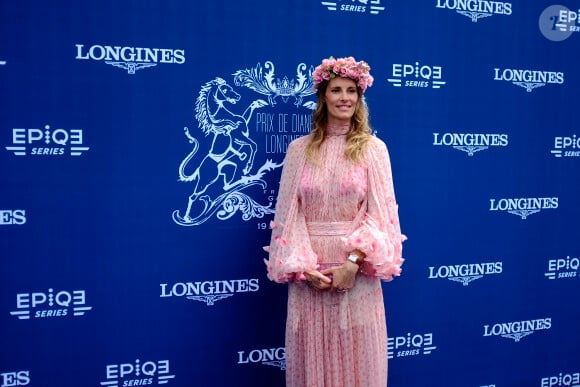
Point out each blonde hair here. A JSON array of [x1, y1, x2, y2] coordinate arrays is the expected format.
[[306, 80, 373, 163]]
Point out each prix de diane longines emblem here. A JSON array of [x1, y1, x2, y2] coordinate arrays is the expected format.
[[172, 61, 316, 226]]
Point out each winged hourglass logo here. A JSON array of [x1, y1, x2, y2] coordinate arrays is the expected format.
[[105, 61, 157, 74]]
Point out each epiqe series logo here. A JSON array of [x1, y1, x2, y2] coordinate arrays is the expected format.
[[0, 371, 30, 387], [237, 347, 286, 370], [172, 61, 316, 226], [428, 261, 503, 286], [539, 5, 580, 42], [75, 44, 185, 74], [160, 279, 259, 306], [0, 210, 26, 226], [100, 359, 175, 386], [435, 0, 512, 22], [387, 332, 437, 359], [545, 255, 579, 280], [493, 67, 565, 92], [320, 0, 385, 15], [9, 288, 92, 320], [483, 317, 551, 342], [489, 197, 558, 219], [388, 62, 446, 89], [5, 125, 89, 157], [551, 135, 580, 158], [541, 371, 580, 387], [432, 132, 508, 156]]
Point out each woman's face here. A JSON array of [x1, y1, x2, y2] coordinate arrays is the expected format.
[[323, 77, 359, 126]]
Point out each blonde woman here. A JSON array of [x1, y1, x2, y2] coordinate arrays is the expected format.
[[265, 56, 406, 387]]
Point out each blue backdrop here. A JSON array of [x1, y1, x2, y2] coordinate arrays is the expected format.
[[1, 1, 579, 386]]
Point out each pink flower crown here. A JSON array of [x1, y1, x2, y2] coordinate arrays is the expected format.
[[312, 56, 374, 94]]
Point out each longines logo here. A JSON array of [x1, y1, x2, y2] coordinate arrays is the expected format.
[[541, 371, 580, 387], [75, 44, 185, 74], [100, 359, 175, 387], [432, 132, 508, 156], [320, 0, 385, 15], [388, 62, 446, 89], [237, 347, 286, 370], [435, 0, 512, 22], [539, 5, 580, 42], [545, 255, 579, 280], [489, 197, 558, 219], [160, 279, 259, 306], [0, 210, 26, 226], [0, 370, 30, 386], [493, 67, 565, 92], [428, 262, 502, 285], [551, 135, 580, 158], [387, 332, 437, 359], [483, 317, 551, 342], [172, 61, 316, 226], [5, 125, 89, 157], [10, 288, 92, 320]]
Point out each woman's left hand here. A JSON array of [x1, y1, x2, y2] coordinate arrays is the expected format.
[[321, 261, 359, 292]]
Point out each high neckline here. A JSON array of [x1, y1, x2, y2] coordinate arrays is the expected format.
[[326, 123, 350, 136]]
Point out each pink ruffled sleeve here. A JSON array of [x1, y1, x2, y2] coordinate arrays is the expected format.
[[263, 137, 318, 283], [342, 137, 407, 281]]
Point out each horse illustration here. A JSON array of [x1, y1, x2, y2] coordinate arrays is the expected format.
[[174, 77, 268, 224]]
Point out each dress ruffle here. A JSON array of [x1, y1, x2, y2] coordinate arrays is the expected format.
[[264, 248, 318, 282], [342, 214, 406, 281], [264, 219, 319, 283]]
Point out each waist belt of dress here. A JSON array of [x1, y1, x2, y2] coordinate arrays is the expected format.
[[306, 221, 351, 236]]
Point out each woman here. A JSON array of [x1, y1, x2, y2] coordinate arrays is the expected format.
[[264, 56, 406, 387]]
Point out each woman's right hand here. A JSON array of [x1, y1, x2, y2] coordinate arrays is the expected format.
[[304, 270, 332, 290]]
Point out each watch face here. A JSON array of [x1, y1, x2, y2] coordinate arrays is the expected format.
[[348, 253, 363, 265]]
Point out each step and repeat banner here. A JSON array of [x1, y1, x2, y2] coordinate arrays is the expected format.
[[1, 1, 579, 386]]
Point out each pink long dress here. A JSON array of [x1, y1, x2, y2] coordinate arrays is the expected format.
[[265, 124, 406, 387]]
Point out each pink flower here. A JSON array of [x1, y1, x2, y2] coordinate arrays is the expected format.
[[312, 56, 374, 94]]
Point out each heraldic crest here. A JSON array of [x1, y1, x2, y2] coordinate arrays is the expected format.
[[172, 61, 315, 226]]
